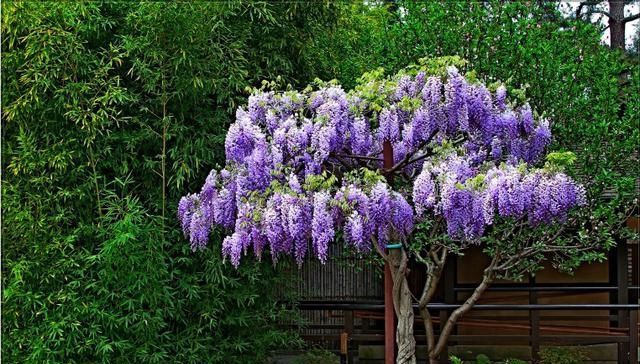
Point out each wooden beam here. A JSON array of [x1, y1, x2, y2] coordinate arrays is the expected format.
[[301, 334, 633, 344]]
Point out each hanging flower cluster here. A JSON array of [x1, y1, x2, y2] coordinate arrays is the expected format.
[[178, 66, 585, 267]]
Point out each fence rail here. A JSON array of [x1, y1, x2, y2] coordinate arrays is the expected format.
[[292, 299, 639, 363], [295, 300, 640, 310]]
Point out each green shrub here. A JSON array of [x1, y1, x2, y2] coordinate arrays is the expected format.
[[291, 349, 340, 364], [476, 354, 491, 364], [539, 347, 589, 364], [503, 359, 527, 364]]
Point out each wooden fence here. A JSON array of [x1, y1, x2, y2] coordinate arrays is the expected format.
[[286, 239, 639, 363]]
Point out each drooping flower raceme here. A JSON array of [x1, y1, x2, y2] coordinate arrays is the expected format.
[[178, 66, 585, 267], [311, 192, 334, 264]]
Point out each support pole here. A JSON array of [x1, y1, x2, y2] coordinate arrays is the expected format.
[[383, 141, 395, 364]]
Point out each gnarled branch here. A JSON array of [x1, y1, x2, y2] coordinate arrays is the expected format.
[[430, 251, 500, 359], [623, 12, 640, 23]]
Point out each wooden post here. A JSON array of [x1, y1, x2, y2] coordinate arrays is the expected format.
[[340, 331, 349, 364], [345, 310, 353, 364], [383, 141, 396, 364], [617, 239, 630, 364], [630, 309, 638, 364], [529, 275, 540, 361]]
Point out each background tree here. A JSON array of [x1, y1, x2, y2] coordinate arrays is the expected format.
[[631, 21, 640, 54], [178, 58, 602, 364], [1, 2, 337, 363], [575, 0, 640, 50]]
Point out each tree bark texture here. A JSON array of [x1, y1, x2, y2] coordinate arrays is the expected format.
[[609, 0, 625, 50], [389, 249, 416, 364], [420, 268, 441, 364]]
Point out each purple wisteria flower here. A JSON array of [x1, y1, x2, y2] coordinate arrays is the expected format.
[[178, 64, 584, 266], [225, 110, 266, 164], [445, 66, 469, 133], [495, 85, 507, 111], [413, 167, 436, 216], [312, 191, 334, 263], [377, 108, 401, 143]]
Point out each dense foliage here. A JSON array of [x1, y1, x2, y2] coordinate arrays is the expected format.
[[2, 2, 336, 363]]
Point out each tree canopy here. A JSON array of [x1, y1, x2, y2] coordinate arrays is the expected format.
[[177, 59, 600, 363], [179, 60, 585, 268]]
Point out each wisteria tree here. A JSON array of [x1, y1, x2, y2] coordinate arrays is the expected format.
[[178, 58, 606, 364]]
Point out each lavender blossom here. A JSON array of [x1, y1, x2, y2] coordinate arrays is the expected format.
[[495, 85, 507, 111], [178, 193, 198, 233], [225, 113, 265, 163], [351, 116, 373, 155], [413, 167, 436, 216], [377, 108, 400, 143], [444, 67, 469, 133], [312, 191, 334, 263], [391, 192, 414, 239], [526, 119, 551, 163]]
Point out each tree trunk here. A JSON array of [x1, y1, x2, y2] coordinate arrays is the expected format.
[[389, 249, 416, 364], [422, 306, 439, 364], [419, 266, 442, 363], [420, 278, 440, 364], [609, 0, 626, 50]]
